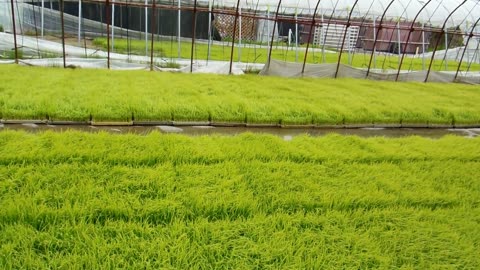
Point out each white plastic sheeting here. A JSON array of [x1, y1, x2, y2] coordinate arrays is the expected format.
[[207, 0, 480, 27]]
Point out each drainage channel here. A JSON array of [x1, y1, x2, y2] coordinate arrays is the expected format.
[[1, 123, 480, 139]]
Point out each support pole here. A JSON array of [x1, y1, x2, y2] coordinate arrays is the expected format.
[[301, 0, 321, 74], [41, 0, 44, 37], [207, 0, 212, 65], [178, 0, 181, 59], [150, 0, 156, 71], [422, 21, 425, 70], [106, 0, 111, 69], [60, 0, 66, 68], [266, 0, 283, 70], [295, 11, 298, 62], [444, 25, 448, 70], [397, 20, 401, 67], [9, 0, 18, 64], [145, 0, 148, 57], [335, 1, 359, 78], [78, 0, 82, 45], [190, 0, 197, 73], [112, 0, 115, 51], [238, 7, 242, 63], [266, 8, 270, 59], [229, 0, 241, 74], [372, 16, 376, 69]]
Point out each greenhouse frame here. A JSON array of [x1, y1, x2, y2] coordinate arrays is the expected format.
[[0, 0, 479, 82]]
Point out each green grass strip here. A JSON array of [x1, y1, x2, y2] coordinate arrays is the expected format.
[[0, 131, 479, 269], [93, 37, 480, 72], [1, 65, 480, 124]]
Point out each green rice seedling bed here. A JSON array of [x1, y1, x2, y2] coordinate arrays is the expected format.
[[1, 65, 480, 125], [93, 37, 480, 71], [0, 131, 479, 269]]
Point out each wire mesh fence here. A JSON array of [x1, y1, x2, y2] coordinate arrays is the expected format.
[[0, 0, 479, 82]]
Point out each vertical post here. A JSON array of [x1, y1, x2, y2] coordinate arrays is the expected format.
[[266, 8, 270, 58], [178, 0, 181, 59], [295, 10, 298, 62], [207, 0, 212, 65], [238, 7, 242, 63], [397, 20, 401, 67], [266, 0, 283, 69], [106, 0, 110, 69], [321, 13, 325, 63], [10, 0, 18, 64], [190, 0, 198, 73], [229, 0, 241, 75], [444, 25, 448, 70], [145, 0, 148, 57], [112, 0, 115, 51], [78, 0, 82, 45], [41, 0, 44, 37], [347, 28, 352, 65], [150, 0, 156, 71], [372, 16, 376, 69], [422, 21, 425, 70], [60, 0, 66, 68]]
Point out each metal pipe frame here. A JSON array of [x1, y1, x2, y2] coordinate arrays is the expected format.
[[395, 0, 432, 81], [10, 0, 18, 64], [300, 0, 322, 75], [106, 0, 111, 69], [190, 0, 198, 73], [425, 0, 467, 82], [229, 0, 241, 75], [60, 0, 66, 68], [266, 0, 283, 70], [150, 0, 156, 71], [454, 16, 480, 80], [76, 0, 480, 38], [334, 0, 360, 78]]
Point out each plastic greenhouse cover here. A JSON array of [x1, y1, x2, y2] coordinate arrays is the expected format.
[[198, 0, 480, 26]]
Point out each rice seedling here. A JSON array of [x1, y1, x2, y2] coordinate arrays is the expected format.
[[0, 130, 479, 269], [2, 65, 480, 125]]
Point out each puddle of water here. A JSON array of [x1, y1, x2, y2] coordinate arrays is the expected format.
[[157, 126, 184, 133], [0, 124, 478, 139]]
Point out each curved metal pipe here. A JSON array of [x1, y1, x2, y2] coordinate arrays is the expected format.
[[300, 0, 322, 75], [190, 0, 198, 73], [366, 0, 396, 77], [266, 0, 283, 70], [454, 16, 480, 80], [439, 1, 479, 70], [334, 0, 360, 78], [395, 0, 432, 81], [425, 0, 467, 82], [229, 0, 242, 75], [348, 0, 376, 68]]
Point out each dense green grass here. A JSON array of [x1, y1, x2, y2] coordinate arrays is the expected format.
[[1, 65, 480, 125], [93, 37, 480, 71], [0, 130, 479, 269]]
